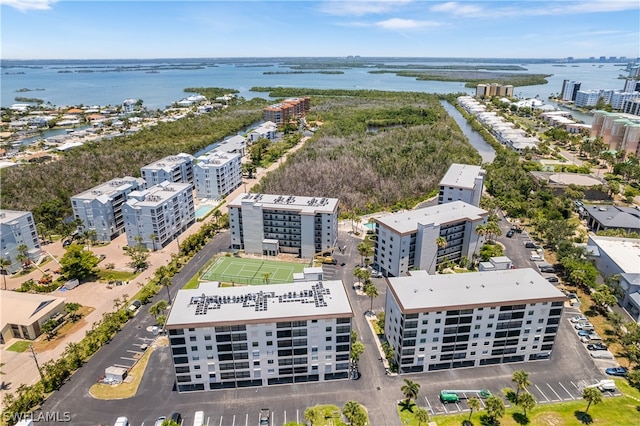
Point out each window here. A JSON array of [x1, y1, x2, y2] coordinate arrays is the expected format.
[[188, 328, 195, 332], [191, 346, 198, 351], [434, 328, 440, 333], [204, 335, 212, 341], [205, 345, 212, 350], [528, 311, 534, 316], [326, 326, 332, 332], [266, 331, 272, 336], [432, 337, 439, 342], [435, 319, 441, 324], [189, 336, 197, 342], [489, 314, 495, 319], [325, 346, 332, 351], [194, 365, 201, 370], [267, 360, 274, 364], [474, 325, 481, 330], [473, 334, 479, 338], [267, 341, 273, 346], [538, 319, 544, 324]]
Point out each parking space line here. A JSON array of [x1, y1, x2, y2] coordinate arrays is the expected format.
[[283, 410, 286, 424], [121, 357, 138, 361], [424, 396, 434, 415], [534, 384, 550, 402], [245, 413, 249, 426], [558, 382, 576, 400], [297, 409, 299, 423], [455, 402, 462, 412], [546, 383, 562, 401], [232, 414, 235, 426], [218, 416, 223, 426], [113, 363, 133, 369], [126, 349, 142, 354], [570, 380, 582, 391]]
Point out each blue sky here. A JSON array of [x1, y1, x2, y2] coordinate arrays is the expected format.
[[1, 0, 638, 59]]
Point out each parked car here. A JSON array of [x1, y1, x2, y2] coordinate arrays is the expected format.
[[570, 315, 588, 323], [154, 417, 166, 426], [591, 351, 614, 359], [577, 330, 595, 336], [524, 241, 536, 248], [539, 265, 555, 273], [506, 229, 515, 238], [128, 300, 142, 312], [113, 418, 129, 426], [530, 254, 543, 261], [170, 413, 182, 424], [259, 408, 270, 425], [545, 276, 559, 283], [605, 367, 628, 377], [575, 322, 594, 330], [587, 343, 608, 351]]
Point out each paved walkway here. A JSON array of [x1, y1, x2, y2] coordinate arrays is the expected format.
[[0, 136, 310, 393]]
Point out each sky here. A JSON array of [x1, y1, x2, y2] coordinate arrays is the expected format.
[[1, 0, 639, 60]]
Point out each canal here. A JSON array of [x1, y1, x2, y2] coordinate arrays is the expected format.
[[440, 100, 496, 164]]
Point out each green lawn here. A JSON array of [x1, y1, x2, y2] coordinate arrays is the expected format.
[[397, 400, 430, 425], [6, 340, 31, 352], [95, 269, 139, 282], [432, 379, 640, 426]]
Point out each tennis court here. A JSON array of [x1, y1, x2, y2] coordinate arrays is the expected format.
[[201, 257, 306, 285]]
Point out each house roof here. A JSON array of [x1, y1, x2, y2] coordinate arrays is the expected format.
[[1, 291, 66, 327], [584, 204, 640, 230]]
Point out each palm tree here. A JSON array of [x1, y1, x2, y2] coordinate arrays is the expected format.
[[149, 233, 158, 251], [16, 243, 30, 269], [468, 397, 481, 422], [212, 209, 222, 226], [415, 407, 429, 426], [582, 387, 602, 413], [518, 392, 536, 416], [400, 378, 420, 404], [357, 242, 372, 266], [436, 236, 447, 250], [303, 407, 320, 426], [342, 401, 361, 423], [0, 257, 11, 290], [363, 280, 379, 314], [353, 267, 369, 287], [159, 274, 173, 303], [512, 370, 531, 398]]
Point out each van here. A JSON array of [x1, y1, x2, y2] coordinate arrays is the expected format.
[[193, 411, 205, 426], [590, 351, 614, 359], [113, 417, 129, 426]]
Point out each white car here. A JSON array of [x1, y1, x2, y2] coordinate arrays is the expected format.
[[590, 351, 614, 360], [530, 254, 543, 261], [570, 315, 587, 323]]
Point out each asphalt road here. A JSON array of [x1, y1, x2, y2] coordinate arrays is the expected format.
[[37, 227, 613, 426]]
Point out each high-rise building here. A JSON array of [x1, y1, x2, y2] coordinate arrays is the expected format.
[[228, 193, 339, 258], [165, 280, 354, 392], [141, 153, 195, 187], [438, 163, 485, 207], [0, 210, 42, 274], [193, 151, 242, 200], [560, 80, 582, 101], [122, 181, 195, 250], [71, 177, 146, 242], [384, 269, 565, 373], [263, 97, 311, 125], [373, 201, 487, 276]]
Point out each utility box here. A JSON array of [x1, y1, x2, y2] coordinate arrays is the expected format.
[[105, 366, 128, 384]]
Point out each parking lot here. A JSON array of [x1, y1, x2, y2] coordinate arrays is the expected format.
[[136, 409, 308, 426]]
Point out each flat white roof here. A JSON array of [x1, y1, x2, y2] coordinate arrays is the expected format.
[[375, 201, 487, 234], [588, 236, 640, 274], [228, 193, 338, 215], [439, 163, 484, 189], [141, 153, 193, 172], [0, 209, 32, 224], [126, 181, 191, 207], [72, 176, 144, 201], [387, 268, 565, 313], [165, 280, 353, 328]]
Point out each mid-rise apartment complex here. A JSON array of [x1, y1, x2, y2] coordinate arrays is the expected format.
[[122, 181, 195, 250], [0, 210, 41, 274], [438, 163, 485, 207], [71, 177, 146, 242], [228, 193, 339, 258], [263, 97, 311, 125], [590, 111, 640, 158], [193, 151, 242, 199], [373, 201, 487, 277], [141, 153, 195, 187], [165, 280, 354, 392], [384, 269, 565, 373], [475, 83, 514, 98]]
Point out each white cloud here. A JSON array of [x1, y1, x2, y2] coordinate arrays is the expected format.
[[376, 18, 441, 29], [319, 0, 414, 17], [0, 0, 57, 11], [430, 1, 639, 19]]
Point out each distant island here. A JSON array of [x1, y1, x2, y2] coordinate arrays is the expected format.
[[263, 71, 345, 75], [16, 88, 45, 92], [369, 70, 551, 87]]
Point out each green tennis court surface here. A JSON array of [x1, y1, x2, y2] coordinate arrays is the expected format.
[[201, 257, 306, 285]]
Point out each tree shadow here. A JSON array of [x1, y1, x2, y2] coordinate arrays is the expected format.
[[503, 388, 517, 405], [479, 414, 500, 426], [0, 381, 11, 391], [574, 411, 593, 424], [512, 412, 530, 425], [398, 400, 416, 412]]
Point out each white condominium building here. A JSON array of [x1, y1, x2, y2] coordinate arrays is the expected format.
[[71, 176, 146, 242], [384, 269, 565, 373], [141, 153, 195, 187], [374, 201, 487, 277], [438, 163, 485, 207], [165, 280, 354, 392], [228, 193, 339, 258], [193, 151, 242, 199], [0, 210, 42, 274], [122, 181, 195, 250]]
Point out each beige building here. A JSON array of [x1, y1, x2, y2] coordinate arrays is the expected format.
[[1, 291, 66, 343], [476, 83, 514, 98], [591, 111, 640, 158]]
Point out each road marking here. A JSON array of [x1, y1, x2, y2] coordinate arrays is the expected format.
[[113, 363, 133, 369], [534, 384, 550, 402], [232, 414, 235, 426], [423, 396, 434, 415], [547, 383, 562, 401], [126, 349, 142, 354], [121, 356, 138, 361], [283, 410, 286, 424], [558, 382, 576, 399], [245, 413, 248, 426], [219, 416, 223, 426], [455, 402, 462, 412], [570, 380, 582, 391], [297, 409, 299, 423]]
